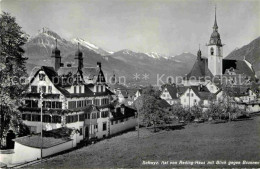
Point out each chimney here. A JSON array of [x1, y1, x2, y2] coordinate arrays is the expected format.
[[75, 43, 83, 70], [52, 39, 61, 71]]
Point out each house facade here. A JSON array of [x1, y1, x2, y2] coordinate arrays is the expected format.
[[179, 86, 212, 108], [20, 42, 137, 143], [160, 84, 179, 105]]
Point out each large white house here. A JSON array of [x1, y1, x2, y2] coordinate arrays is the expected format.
[[20, 42, 137, 144]]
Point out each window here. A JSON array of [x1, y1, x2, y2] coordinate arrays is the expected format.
[[93, 99, 100, 106], [79, 114, 84, 121], [22, 114, 26, 120], [43, 115, 51, 123], [25, 100, 38, 108], [56, 102, 62, 109], [101, 98, 109, 105], [73, 115, 78, 122], [32, 114, 40, 121], [97, 112, 100, 119], [101, 111, 109, 118], [91, 113, 97, 119], [31, 86, 37, 93], [77, 101, 82, 107], [51, 102, 56, 108], [74, 86, 77, 93], [186, 93, 189, 96], [194, 99, 197, 103], [25, 114, 31, 121], [191, 93, 194, 97], [210, 47, 214, 55], [52, 115, 61, 123], [42, 86, 46, 93], [86, 100, 92, 105], [31, 100, 38, 108], [79, 86, 81, 93], [78, 127, 82, 136], [48, 86, 52, 93], [39, 73, 45, 81], [86, 113, 90, 119], [103, 122, 107, 131], [25, 100, 31, 108]]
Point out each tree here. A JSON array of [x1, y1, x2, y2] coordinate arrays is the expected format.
[[191, 104, 203, 120], [0, 12, 28, 147], [133, 86, 168, 132], [171, 103, 185, 121]]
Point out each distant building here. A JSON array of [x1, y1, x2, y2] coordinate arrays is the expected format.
[[183, 8, 256, 87], [160, 84, 179, 105], [108, 82, 142, 106], [179, 85, 213, 108], [180, 7, 259, 112]]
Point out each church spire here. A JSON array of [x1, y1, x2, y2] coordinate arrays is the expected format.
[[209, 5, 222, 46], [213, 5, 218, 31], [197, 44, 202, 60]]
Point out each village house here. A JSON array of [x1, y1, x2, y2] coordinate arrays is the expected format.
[[179, 85, 213, 109], [108, 81, 142, 106], [160, 84, 179, 105]]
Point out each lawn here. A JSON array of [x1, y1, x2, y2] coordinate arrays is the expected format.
[[33, 116, 260, 168]]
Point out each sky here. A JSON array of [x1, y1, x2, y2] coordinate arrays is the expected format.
[[1, 0, 260, 57]]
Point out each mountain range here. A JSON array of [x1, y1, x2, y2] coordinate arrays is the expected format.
[[23, 28, 259, 86], [225, 37, 260, 77], [23, 28, 197, 86]]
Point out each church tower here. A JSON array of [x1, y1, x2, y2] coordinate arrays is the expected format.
[[207, 7, 223, 76]]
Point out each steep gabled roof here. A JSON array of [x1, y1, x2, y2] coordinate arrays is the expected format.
[[161, 84, 178, 99], [82, 67, 99, 79], [57, 67, 79, 76], [185, 57, 256, 81], [180, 85, 214, 101], [177, 86, 189, 96], [190, 86, 214, 100], [185, 58, 213, 80], [157, 99, 171, 108]]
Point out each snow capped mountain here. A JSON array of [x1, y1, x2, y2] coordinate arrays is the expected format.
[[145, 52, 170, 59], [38, 27, 63, 40], [24, 27, 199, 85], [71, 38, 112, 56]]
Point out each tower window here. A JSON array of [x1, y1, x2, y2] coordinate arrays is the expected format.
[[210, 47, 214, 55]]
